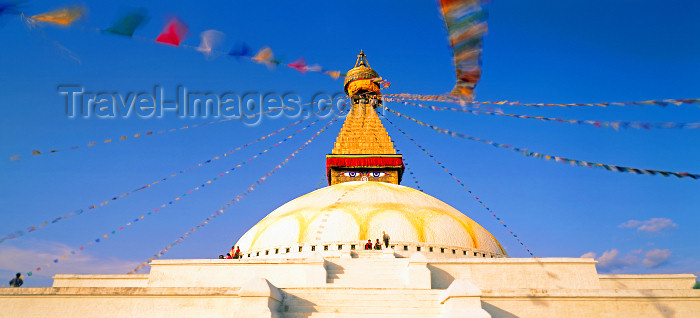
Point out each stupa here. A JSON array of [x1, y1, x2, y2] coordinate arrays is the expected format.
[[1, 51, 698, 318], [234, 50, 506, 260]]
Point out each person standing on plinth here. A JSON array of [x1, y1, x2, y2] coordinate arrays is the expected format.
[[383, 231, 390, 248], [9, 273, 23, 287]]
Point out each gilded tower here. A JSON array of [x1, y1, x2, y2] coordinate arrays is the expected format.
[[326, 51, 404, 185]]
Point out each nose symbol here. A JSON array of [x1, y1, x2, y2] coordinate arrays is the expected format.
[[361, 176, 368, 181]]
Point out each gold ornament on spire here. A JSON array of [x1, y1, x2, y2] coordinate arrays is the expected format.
[[343, 50, 381, 97]]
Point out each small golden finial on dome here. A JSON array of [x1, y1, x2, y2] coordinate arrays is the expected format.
[[355, 49, 370, 68], [344, 50, 380, 96]]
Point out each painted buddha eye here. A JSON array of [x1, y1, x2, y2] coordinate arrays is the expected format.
[[341, 172, 360, 177], [369, 172, 387, 178]]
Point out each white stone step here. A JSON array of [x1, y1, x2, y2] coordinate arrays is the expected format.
[[283, 288, 440, 295], [326, 269, 404, 276], [324, 259, 407, 287], [327, 272, 403, 278], [326, 266, 403, 272], [352, 251, 396, 258], [281, 288, 442, 318], [282, 294, 441, 305], [326, 259, 408, 268], [283, 313, 438, 318], [326, 266, 403, 273], [326, 281, 405, 288], [326, 274, 405, 287], [282, 305, 441, 315]]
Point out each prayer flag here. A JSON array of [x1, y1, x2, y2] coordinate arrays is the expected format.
[[0, 2, 21, 16], [228, 42, 251, 58], [196, 29, 225, 56], [31, 6, 85, 25], [288, 57, 307, 73], [438, 0, 488, 100], [104, 8, 149, 37], [252, 46, 275, 69], [325, 70, 341, 79], [155, 16, 188, 46], [252, 46, 273, 62]]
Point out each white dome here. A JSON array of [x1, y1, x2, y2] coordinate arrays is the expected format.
[[235, 181, 506, 256]]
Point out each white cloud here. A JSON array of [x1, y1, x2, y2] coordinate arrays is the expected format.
[[618, 218, 677, 233], [619, 220, 641, 228], [580, 252, 596, 259], [597, 249, 640, 270], [0, 239, 138, 284], [582, 249, 639, 271], [583, 247, 675, 272], [643, 249, 672, 268]]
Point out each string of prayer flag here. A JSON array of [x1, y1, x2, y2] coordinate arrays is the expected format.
[[315, 175, 328, 190], [128, 115, 342, 273], [0, 117, 315, 244], [25, 116, 332, 277], [12, 5, 346, 80], [391, 144, 423, 192], [386, 98, 700, 130], [383, 106, 700, 179], [8, 106, 302, 161], [386, 93, 700, 108], [381, 113, 534, 256]]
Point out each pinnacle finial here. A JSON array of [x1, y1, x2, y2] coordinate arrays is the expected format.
[[355, 50, 369, 68]]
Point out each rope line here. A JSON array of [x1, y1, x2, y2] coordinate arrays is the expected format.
[[380, 112, 534, 256], [9, 104, 314, 161], [0, 116, 315, 244], [22, 117, 324, 277], [383, 105, 700, 180], [128, 115, 342, 273], [387, 98, 700, 130], [385, 93, 700, 108]]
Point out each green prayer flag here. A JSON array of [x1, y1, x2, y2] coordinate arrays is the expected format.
[[104, 8, 149, 37]]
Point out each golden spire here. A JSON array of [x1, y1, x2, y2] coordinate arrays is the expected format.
[[326, 51, 404, 186], [331, 101, 396, 155], [334, 50, 394, 155]]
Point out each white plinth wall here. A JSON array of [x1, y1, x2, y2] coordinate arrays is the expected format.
[[2, 251, 699, 317]]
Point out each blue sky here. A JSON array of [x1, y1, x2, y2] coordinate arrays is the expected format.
[[0, 0, 698, 286]]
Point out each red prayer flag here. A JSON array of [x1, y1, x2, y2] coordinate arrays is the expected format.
[[288, 57, 307, 73], [155, 17, 188, 46]]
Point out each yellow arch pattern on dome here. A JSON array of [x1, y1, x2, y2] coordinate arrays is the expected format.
[[235, 182, 506, 256]]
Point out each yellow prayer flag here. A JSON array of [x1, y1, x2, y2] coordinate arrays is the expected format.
[[252, 47, 273, 63], [31, 6, 85, 26], [325, 71, 341, 79]]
